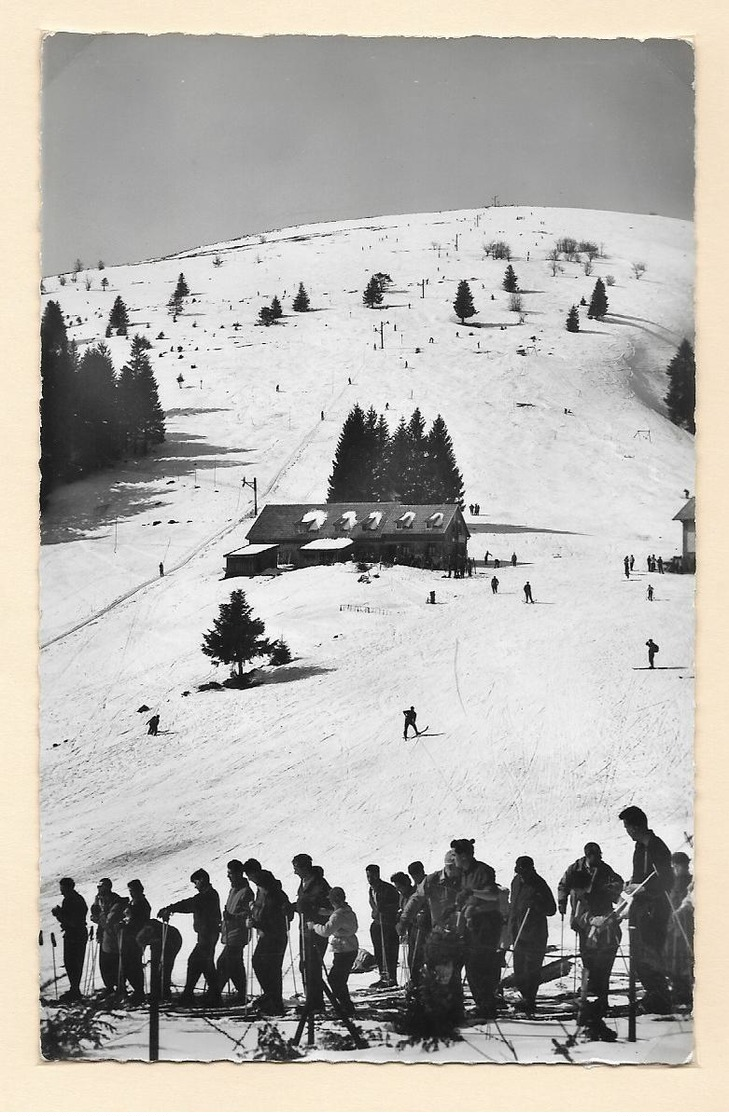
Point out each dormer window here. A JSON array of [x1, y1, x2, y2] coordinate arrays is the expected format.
[[336, 510, 358, 531], [426, 512, 444, 529], [365, 511, 382, 531], [300, 510, 328, 532], [397, 511, 415, 530]]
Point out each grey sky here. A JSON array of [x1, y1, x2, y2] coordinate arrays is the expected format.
[[41, 35, 694, 275]]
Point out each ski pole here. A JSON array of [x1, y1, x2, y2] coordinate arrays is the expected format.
[[663, 890, 693, 956], [288, 926, 299, 998], [505, 907, 531, 957], [160, 919, 169, 1000], [50, 932, 59, 999]]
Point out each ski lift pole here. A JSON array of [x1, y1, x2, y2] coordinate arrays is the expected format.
[[50, 932, 59, 999]]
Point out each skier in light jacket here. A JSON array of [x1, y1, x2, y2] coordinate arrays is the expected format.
[[310, 886, 359, 1016]]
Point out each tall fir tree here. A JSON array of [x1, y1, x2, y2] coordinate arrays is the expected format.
[[407, 407, 429, 502], [175, 273, 189, 298], [292, 282, 310, 312], [385, 417, 417, 500], [425, 415, 464, 506], [565, 305, 580, 333], [327, 404, 368, 501], [270, 295, 283, 320], [40, 300, 76, 504], [363, 275, 383, 308], [202, 590, 268, 678], [75, 343, 119, 472], [118, 335, 165, 455], [502, 265, 519, 293], [108, 295, 129, 336], [453, 280, 476, 324], [587, 278, 608, 320], [664, 339, 696, 434]]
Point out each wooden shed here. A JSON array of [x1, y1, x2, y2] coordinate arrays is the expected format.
[[224, 544, 279, 578], [672, 496, 695, 572]]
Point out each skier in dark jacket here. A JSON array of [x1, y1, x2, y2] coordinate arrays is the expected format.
[[293, 853, 332, 1011], [366, 864, 400, 986], [523, 581, 534, 603], [216, 860, 254, 1003], [491, 576, 499, 594], [146, 714, 160, 736], [51, 877, 88, 1002], [158, 868, 222, 1006], [90, 878, 126, 994], [666, 852, 693, 1010], [136, 919, 183, 1000], [403, 706, 418, 739], [243, 858, 293, 1015], [558, 843, 623, 1017], [121, 879, 151, 1002], [619, 806, 673, 1012], [646, 639, 659, 668], [451, 838, 509, 1019], [507, 856, 556, 1015]]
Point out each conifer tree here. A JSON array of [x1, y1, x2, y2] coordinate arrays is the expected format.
[[385, 417, 416, 501], [270, 295, 283, 320], [587, 278, 608, 320], [664, 339, 696, 434], [372, 412, 391, 499], [566, 305, 580, 333], [257, 305, 275, 326], [118, 336, 165, 454], [75, 343, 119, 471], [175, 273, 189, 298], [292, 283, 310, 312], [40, 300, 76, 504], [502, 265, 519, 293], [108, 295, 129, 336], [425, 415, 464, 506], [407, 408, 429, 502], [363, 275, 383, 309], [327, 404, 368, 501], [453, 280, 476, 324], [202, 590, 269, 679]]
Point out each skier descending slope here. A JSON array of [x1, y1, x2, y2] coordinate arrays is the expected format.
[[403, 705, 419, 739]]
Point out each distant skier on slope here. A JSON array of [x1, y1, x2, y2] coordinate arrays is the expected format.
[[624, 556, 630, 579], [403, 706, 419, 739], [491, 576, 499, 594], [147, 714, 160, 736], [646, 639, 659, 669], [524, 581, 534, 603]]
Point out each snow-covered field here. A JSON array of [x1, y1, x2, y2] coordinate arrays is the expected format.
[[39, 205, 694, 1062]]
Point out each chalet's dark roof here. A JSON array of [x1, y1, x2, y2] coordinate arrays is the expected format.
[[247, 503, 468, 543], [673, 497, 695, 523]]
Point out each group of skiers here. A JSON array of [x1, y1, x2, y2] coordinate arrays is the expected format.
[[48, 806, 693, 1041]]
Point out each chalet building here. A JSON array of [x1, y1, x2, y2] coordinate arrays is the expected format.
[[672, 496, 696, 572], [245, 503, 470, 570]]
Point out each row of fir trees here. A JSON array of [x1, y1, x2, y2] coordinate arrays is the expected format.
[[327, 404, 464, 506], [40, 301, 165, 506]]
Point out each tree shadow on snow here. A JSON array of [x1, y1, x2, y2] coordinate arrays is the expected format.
[[41, 430, 258, 545], [259, 663, 337, 686]]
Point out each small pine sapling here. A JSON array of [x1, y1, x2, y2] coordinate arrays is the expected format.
[[566, 305, 580, 332]]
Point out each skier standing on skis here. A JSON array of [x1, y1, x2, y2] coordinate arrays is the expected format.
[[618, 806, 673, 1013], [507, 856, 556, 1017], [646, 638, 659, 668], [309, 886, 359, 1017], [146, 714, 160, 736], [366, 864, 400, 987], [121, 879, 151, 1004], [51, 878, 88, 1003], [557, 843, 623, 1018], [90, 878, 126, 995], [450, 838, 509, 1020], [242, 858, 293, 1015], [158, 868, 222, 1007], [403, 706, 419, 739], [293, 853, 332, 1012], [491, 576, 499, 594], [523, 581, 534, 603], [216, 860, 254, 1004], [136, 919, 182, 1001]]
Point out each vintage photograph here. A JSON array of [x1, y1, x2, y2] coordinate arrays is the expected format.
[[39, 34, 695, 1063]]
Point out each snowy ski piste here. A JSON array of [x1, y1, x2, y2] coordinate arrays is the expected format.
[[40, 205, 693, 1062]]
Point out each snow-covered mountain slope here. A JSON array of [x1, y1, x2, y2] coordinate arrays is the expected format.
[[39, 206, 694, 1018]]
